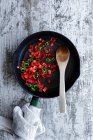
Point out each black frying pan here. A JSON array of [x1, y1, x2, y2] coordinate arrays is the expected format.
[[13, 31, 80, 104]]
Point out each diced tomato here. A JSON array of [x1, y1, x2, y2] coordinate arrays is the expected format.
[[42, 63, 47, 67], [47, 64, 51, 68], [38, 83, 44, 90], [50, 37, 57, 46], [26, 68, 29, 72], [24, 74, 29, 79], [31, 60, 37, 66], [29, 75, 33, 79], [51, 65, 57, 69], [39, 65, 43, 69], [29, 52, 34, 58], [29, 45, 33, 52], [21, 73, 25, 80], [26, 79, 37, 84], [34, 45, 38, 51], [38, 42, 42, 46], [29, 67, 36, 73], [20, 37, 57, 93], [48, 70, 51, 75], [43, 87, 47, 92], [38, 51, 42, 58], [45, 54, 51, 57], [33, 66, 37, 70]]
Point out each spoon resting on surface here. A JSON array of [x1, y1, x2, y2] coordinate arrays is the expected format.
[[56, 46, 70, 113]]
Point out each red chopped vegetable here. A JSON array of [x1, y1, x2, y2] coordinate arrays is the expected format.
[[43, 87, 48, 92], [18, 37, 57, 92], [50, 37, 57, 46]]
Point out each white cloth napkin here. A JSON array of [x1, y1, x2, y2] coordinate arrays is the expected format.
[[0, 103, 45, 140]]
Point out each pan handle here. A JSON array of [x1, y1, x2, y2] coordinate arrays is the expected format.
[[30, 96, 39, 107]]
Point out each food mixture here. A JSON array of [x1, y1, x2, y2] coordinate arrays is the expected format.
[[17, 37, 57, 92]]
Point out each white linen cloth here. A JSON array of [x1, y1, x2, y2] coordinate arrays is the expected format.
[[0, 103, 45, 140]]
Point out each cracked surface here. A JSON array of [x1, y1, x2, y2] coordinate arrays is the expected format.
[[0, 0, 93, 140]]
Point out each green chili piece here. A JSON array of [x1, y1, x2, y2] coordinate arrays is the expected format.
[[29, 58, 34, 62], [45, 50, 49, 53], [42, 68, 47, 74], [39, 46, 43, 51], [46, 58, 51, 63], [28, 84, 38, 91], [31, 87, 36, 92], [42, 44, 45, 49], [45, 41, 50, 46], [27, 84, 32, 88], [42, 44, 45, 48], [34, 72, 39, 78], [20, 67, 26, 72], [24, 61, 29, 67], [38, 41, 50, 51], [33, 84, 38, 90]]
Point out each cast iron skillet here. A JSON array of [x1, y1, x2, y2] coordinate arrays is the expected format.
[[13, 31, 80, 101]]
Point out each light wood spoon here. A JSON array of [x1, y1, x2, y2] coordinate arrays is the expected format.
[[56, 46, 70, 113]]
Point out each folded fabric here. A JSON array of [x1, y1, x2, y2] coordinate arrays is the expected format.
[[12, 103, 45, 140], [0, 103, 45, 140]]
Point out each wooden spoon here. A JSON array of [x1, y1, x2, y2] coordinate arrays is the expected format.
[[56, 46, 70, 113]]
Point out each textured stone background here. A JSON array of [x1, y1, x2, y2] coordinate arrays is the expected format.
[[0, 0, 93, 140]]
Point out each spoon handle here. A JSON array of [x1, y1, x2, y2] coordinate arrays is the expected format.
[[59, 69, 66, 113]]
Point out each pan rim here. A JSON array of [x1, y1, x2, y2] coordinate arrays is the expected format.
[[13, 31, 80, 98]]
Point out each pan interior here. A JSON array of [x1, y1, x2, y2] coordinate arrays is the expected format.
[[13, 32, 80, 98]]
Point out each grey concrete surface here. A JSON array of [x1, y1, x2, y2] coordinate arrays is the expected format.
[[0, 0, 93, 140]]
